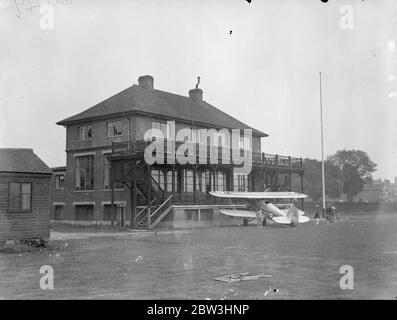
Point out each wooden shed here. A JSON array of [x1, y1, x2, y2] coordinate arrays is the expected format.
[[0, 148, 52, 241]]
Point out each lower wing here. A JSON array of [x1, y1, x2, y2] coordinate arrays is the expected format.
[[219, 209, 257, 218], [220, 209, 310, 224]]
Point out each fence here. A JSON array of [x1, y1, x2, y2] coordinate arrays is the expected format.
[[303, 201, 397, 215]]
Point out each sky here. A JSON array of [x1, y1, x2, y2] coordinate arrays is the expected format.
[[0, 0, 396, 180]]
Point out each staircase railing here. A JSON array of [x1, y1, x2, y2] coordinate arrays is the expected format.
[[134, 206, 148, 226], [149, 194, 174, 229], [134, 198, 157, 227], [151, 176, 165, 200]]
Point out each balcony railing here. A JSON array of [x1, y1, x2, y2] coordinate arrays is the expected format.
[[172, 193, 248, 206], [111, 140, 303, 169]]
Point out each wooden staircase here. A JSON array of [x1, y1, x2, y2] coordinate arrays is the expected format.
[[136, 179, 163, 206], [135, 194, 173, 230], [134, 176, 173, 230]]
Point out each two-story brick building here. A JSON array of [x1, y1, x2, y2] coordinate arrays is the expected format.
[[53, 75, 304, 229]]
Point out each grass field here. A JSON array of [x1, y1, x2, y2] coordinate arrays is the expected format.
[[1, 213, 397, 299]]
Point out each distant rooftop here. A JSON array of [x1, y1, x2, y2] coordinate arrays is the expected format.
[[0, 148, 52, 174]]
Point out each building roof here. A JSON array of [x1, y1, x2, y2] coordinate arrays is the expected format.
[[362, 184, 385, 191], [0, 148, 52, 174], [57, 83, 268, 137], [51, 166, 66, 172]]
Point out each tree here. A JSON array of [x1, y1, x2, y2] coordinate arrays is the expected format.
[[341, 163, 364, 201], [324, 160, 344, 199], [328, 150, 377, 181], [291, 158, 343, 201], [328, 149, 377, 201]]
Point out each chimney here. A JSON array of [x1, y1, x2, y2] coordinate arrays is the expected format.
[[189, 88, 203, 101], [189, 76, 203, 101], [138, 75, 154, 90]]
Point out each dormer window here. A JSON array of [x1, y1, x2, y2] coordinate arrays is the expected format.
[[106, 121, 122, 137], [78, 126, 92, 140]]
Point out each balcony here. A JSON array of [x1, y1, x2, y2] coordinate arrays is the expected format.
[[111, 139, 303, 170]]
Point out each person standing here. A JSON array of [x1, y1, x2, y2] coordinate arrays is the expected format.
[[330, 206, 336, 223], [256, 210, 262, 228], [326, 204, 331, 223], [256, 210, 264, 228], [314, 205, 320, 225], [336, 207, 340, 223]]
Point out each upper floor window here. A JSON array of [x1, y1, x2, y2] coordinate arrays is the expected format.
[[239, 136, 251, 150], [180, 127, 206, 144], [152, 121, 170, 139], [75, 155, 94, 190], [182, 128, 199, 143], [78, 126, 92, 140], [8, 182, 32, 212], [55, 174, 64, 189], [239, 136, 244, 149], [106, 121, 122, 137], [197, 129, 229, 146]]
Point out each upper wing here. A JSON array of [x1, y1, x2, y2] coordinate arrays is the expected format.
[[210, 191, 307, 199]]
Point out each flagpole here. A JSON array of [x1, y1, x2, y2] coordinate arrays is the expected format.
[[319, 72, 326, 217]]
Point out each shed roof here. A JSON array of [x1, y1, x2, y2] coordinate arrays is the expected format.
[[0, 148, 52, 174]]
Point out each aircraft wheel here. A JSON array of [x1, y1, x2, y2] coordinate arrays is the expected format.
[[243, 218, 248, 226], [262, 218, 267, 226]]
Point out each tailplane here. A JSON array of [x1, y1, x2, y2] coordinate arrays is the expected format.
[[286, 205, 309, 226]]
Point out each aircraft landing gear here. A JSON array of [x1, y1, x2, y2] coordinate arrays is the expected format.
[[262, 218, 267, 226], [243, 218, 249, 226]]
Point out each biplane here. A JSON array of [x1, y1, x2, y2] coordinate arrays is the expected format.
[[209, 191, 310, 227]]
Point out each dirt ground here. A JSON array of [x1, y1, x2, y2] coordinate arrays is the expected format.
[[1, 213, 397, 300]]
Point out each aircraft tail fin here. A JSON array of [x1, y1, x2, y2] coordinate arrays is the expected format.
[[286, 205, 310, 224], [287, 205, 300, 226]]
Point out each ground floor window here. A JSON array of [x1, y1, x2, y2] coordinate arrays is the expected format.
[[103, 154, 124, 190], [54, 205, 63, 220], [162, 168, 229, 194], [183, 208, 213, 221], [183, 169, 194, 193], [234, 174, 248, 191], [75, 155, 94, 190], [152, 169, 166, 191], [201, 209, 214, 220], [8, 182, 32, 212], [216, 171, 227, 191], [195, 169, 214, 193], [150, 167, 232, 196], [75, 205, 94, 221], [166, 170, 177, 192], [185, 209, 199, 221], [103, 204, 119, 221]]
